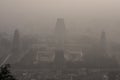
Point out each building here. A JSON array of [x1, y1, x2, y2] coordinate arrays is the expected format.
[[54, 18, 66, 69]]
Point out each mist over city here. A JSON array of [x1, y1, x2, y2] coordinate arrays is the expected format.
[[0, 0, 120, 80]]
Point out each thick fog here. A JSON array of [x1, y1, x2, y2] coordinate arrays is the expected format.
[[0, 0, 120, 42]]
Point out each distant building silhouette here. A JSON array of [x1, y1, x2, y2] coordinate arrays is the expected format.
[[54, 18, 66, 69], [8, 29, 21, 64], [100, 31, 106, 48], [100, 31, 107, 57], [54, 18, 66, 50], [12, 29, 20, 53]]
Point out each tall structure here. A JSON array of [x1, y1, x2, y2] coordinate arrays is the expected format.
[[99, 31, 119, 68], [54, 18, 66, 69], [12, 29, 20, 52], [100, 31, 107, 56], [55, 18, 66, 50], [8, 29, 20, 64], [100, 31, 106, 49]]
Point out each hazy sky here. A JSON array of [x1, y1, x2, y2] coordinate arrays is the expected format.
[[0, 0, 120, 42]]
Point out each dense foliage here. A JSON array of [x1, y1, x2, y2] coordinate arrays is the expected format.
[[0, 64, 16, 80]]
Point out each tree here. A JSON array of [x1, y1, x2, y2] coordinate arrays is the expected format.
[[0, 64, 16, 80]]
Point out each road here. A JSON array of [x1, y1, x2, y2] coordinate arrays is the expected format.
[[0, 54, 11, 66]]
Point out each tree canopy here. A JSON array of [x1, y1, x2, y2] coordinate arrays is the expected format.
[[0, 64, 16, 80]]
